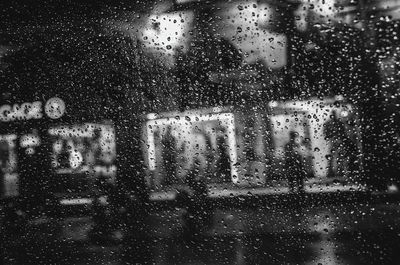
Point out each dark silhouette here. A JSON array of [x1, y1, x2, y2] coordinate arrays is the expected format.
[[89, 196, 111, 244], [284, 131, 306, 193], [171, 159, 214, 263], [175, 159, 212, 242], [17, 131, 53, 218], [215, 136, 231, 183], [186, 160, 211, 234], [161, 126, 178, 186], [0, 140, 9, 197], [323, 110, 357, 179], [88, 127, 123, 243]]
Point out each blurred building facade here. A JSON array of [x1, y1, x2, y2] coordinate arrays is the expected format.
[[136, 0, 400, 191], [0, 0, 400, 208]]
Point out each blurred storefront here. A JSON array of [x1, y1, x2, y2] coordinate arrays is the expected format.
[[143, 98, 364, 200], [0, 7, 154, 209], [0, 95, 118, 201]]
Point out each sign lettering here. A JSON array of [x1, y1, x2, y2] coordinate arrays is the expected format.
[[0, 98, 65, 122]]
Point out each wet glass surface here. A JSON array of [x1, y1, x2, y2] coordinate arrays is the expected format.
[[1, 0, 400, 264]]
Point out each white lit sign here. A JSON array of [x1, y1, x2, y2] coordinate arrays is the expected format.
[[0, 101, 43, 122], [0, 97, 65, 122], [45, 97, 66, 119]]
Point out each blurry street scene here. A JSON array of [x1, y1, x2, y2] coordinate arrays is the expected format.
[[1, 0, 400, 264]]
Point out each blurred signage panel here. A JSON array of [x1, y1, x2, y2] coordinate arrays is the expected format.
[[47, 123, 116, 195], [0, 97, 65, 122], [144, 98, 363, 194], [48, 123, 116, 178]]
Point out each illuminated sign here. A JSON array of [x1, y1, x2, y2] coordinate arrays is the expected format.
[[48, 123, 117, 179], [0, 101, 43, 122], [45, 97, 66, 119], [0, 97, 65, 122]]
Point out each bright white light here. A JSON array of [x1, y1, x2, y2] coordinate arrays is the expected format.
[[69, 150, 83, 169], [388, 183, 399, 193], [60, 198, 93, 205], [301, 0, 337, 17], [142, 12, 194, 55], [20, 134, 41, 148], [335, 95, 344, 101], [219, 1, 287, 69], [176, 0, 199, 3], [45, 97, 66, 119], [269, 101, 278, 108], [147, 113, 158, 120]]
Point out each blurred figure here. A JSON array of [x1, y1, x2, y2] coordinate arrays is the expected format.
[[161, 126, 178, 186], [18, 131, 53, 218], [185, 159, 211, 236], [284, 131, 306, 193], [88, 128, 123, 244], [175, 159, 212, 237], [215, 136, 232, 183], [324, 110, 357, 179], [173, 159, 213, 262], [0, 140, 9, 197], [89, 192, 113, 244]]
